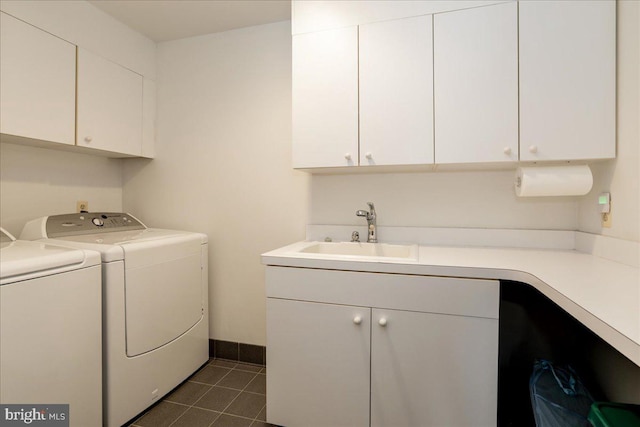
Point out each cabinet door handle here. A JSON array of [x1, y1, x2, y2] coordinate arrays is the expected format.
[[378, 318, 387, 327], [529, 145, 538, 154], [84, 136, 92, 143], [353, 316, 362, 325], [344, 153, 352, 160], [365, 152, 373, 159], [503, 147, 511, 155]]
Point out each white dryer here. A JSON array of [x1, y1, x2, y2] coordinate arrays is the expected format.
[[21, 214, 209, 427], [0, 227, 102, 426]]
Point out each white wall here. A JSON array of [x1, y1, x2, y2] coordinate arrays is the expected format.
[[586, 0, 640, 402], [0, 143, 123, 236], [122, 21, 310, 347], [310, 170, 578, 230], [578, 0, 640, 243]]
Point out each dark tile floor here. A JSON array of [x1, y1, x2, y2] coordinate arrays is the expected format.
[[129, 359, 276, 427]]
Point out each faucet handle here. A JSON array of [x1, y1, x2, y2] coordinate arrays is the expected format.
[[367, 202, 376, 218]]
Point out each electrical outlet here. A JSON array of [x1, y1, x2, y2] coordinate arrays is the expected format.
[[602, 212, 612, 228], [77, 200, 88, 213]]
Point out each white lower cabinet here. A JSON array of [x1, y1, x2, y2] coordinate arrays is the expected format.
[[266, 267, 499, 427], [267, 299, 371, 427], [371, 308, 498, 427]]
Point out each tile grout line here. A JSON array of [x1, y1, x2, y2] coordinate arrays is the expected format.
[[135, 359, 267, 427], [215, 366, 261, 422], [252, 403, 268, 426], [167, 363, 237, 427], [188, 379, 265, 394], [163, 362, 219, 427]]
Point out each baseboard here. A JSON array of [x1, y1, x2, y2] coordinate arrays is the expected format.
[[209, 339, 266, 366]]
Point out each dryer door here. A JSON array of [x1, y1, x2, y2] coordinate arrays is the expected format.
[[123, 235, 203, 357]]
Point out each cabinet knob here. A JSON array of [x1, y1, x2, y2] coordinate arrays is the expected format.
[[353, 316, 362, 325], [365, 152, 373, 160], [84, 136, 92, 143], [378, 318, 387, 327], [344, 153, 352, 161], [529, 145, 538, 154], [503, 147, 512, 155]]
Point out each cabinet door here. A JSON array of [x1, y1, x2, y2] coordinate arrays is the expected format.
[[266, 298, 370, 427], [0, 12, 75, 145], [77, 48, 143, 156], [359, 15, 434, 166], [519, 1, 615, 161], [434, 2, 518, 164], [371, 308, 498, 427], [292, 27, 359, 168], [141, 78, 156, 158]]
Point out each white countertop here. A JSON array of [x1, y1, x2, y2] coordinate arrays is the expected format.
[[262, 237, 640, 367]]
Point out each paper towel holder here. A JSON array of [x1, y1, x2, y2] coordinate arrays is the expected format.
[[514, 165, 593, 197]]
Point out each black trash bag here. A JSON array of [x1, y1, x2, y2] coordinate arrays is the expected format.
[[529, 359, 595, 427]]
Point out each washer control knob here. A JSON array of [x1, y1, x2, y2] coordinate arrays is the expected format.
[[92, 218, 104, 227]]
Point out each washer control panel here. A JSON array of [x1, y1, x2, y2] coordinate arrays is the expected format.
[[46, 213, 145, 238]]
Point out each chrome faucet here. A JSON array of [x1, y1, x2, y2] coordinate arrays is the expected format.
[[356, 202, 377, 243]]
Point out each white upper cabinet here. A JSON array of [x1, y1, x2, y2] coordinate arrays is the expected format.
[[292, 27, 359, 168], [77, 48, 144, 157], [293, 1, 511, 34], [519, 1, 616, 161], [0, 12, 76, 146], [142, 78, 156, 159], [360, 16, 434, 166], [434, 2, 518, 164], [291, 0, 616, 170]]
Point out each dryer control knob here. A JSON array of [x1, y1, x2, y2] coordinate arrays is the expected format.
[[92, 218, 104, 227]]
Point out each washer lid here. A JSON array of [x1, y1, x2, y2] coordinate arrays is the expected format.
[[0, 231, 96, 285], [40, 229, 206, 263], [54, 228, 194, 246]]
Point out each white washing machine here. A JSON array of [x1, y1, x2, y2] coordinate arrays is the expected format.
[[20, 213, 209, 427], [0, 227, 102, 426]]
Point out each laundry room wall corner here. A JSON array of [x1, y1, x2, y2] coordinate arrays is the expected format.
[[122, 20, 310, 347]]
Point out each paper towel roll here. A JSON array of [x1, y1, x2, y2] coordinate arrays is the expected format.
[[515, 165, 593, 197]]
